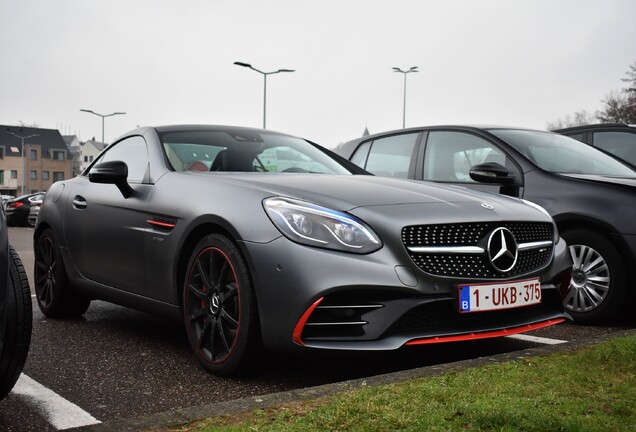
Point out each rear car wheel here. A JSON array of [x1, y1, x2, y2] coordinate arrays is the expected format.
[[34, 229, 91, 318], [0, 246, 33, 399], [562, 229, 626, 324], [183, 234, 258, 376]]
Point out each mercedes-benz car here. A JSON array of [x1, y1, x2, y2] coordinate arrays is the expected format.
[[336, 125, 636, 324], [34, 125, 571, 376], [0, 206, 32, 399]]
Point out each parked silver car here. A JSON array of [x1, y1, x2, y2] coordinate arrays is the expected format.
[[27, 198, 43, 227]]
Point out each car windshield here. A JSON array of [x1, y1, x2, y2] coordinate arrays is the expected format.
[[489, 129, 636, 177], [160, 130, 351, 175]]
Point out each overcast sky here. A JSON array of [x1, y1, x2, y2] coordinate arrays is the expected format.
[[1, 0, 635, 148]]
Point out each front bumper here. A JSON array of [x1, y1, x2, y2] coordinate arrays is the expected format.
[[243, 236, 572, 352]]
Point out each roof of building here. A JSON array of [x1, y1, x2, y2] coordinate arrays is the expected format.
[[1, 125, 69, 159], [81, 139, 108, 151], [63, 135, 80, 147]]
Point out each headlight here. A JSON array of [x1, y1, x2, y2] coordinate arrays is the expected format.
[[263, 197, 382, 254]]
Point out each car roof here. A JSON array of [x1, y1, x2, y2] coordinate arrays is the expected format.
[[153, 124, 296, 137], [552, 123, 636, 133], [338, 124, 547, 147]]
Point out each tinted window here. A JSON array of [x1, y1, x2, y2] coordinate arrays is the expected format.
[[350, 141, 371, 168], [93, 136, 149, 182], [566, 133, 584, 142], [355, 133, 417, 178], [423, 131, 507, 182], [593, 131, 636, 167], [490, 129, 635, 177]]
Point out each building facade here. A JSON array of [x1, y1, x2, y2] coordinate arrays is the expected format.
[[78, 139, 107, 173], [0, 125, 73, 196]]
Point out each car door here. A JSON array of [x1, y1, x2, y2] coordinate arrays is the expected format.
[[418, 130, 523, 196], [64, 135, 151, 295]]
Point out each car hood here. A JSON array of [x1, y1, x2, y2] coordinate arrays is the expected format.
[[208, 173, 521, 210], [559, 173, 636, 188]]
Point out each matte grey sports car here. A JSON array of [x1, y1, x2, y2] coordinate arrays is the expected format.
[[34, 125, 571, 376]]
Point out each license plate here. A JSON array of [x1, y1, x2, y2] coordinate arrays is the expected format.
[[459, 278, 541, 313]]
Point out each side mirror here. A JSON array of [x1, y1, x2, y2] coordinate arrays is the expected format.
[[469, 162, 515, 185], [89, 161, 133, 198]]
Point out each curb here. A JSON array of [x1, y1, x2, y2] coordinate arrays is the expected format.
[[71, 328, 636, 431]]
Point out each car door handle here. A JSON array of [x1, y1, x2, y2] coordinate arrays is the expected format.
[[73, 196, 87, 209]]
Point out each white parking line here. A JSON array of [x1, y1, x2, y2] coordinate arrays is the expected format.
[[11, 374, 101, 430], [507, 334, 567, 345]]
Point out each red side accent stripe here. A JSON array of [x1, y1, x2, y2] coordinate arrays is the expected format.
[[404, 318, 566, 346], [147, 219, 176, 229], [292, 297, 324, 347]]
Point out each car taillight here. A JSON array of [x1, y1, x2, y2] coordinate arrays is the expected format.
[[9, 202, 24, 208]]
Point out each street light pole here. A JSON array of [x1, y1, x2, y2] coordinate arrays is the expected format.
[[392, 66, 419, 128], [80, 109, 126, 144], [234, 61, 295, 129], [4, 132, 39, 195]]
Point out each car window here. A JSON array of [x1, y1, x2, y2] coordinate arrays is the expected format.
[[350, 141, 371, 168], [93, 136, 149, 182], [160, 130, 351, 174], [352, 133, 417, 178], [565, 133, 585, 142], [423, 131, 507, 182], [593, 131, 636, 167], [489, 129, 636, 177]]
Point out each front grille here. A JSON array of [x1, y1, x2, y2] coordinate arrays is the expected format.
[[402, 222, 553, 279]]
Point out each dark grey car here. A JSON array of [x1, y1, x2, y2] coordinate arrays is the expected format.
[[34, 125, 570, 376], [336, 126, 636, 324]]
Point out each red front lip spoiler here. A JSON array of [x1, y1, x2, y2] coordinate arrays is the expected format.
[[293, 297, 566, 348], [404, 318, 566, 346], [293, 297, 324, 346]]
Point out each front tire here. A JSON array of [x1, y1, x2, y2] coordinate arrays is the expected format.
[[34, 229, 90, 318], [0, 246, 33, 399], [183, 234, 258, 376], [562, 229, 626, 324]]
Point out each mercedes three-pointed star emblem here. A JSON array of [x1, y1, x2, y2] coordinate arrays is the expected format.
[[487, 227, 518, 273]]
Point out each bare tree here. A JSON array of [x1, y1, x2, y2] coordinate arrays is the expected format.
[[621, 61, 636, 122], [596, 61, 636, 123], [546, 109, 595, 130], [596, 89, 635, 123]]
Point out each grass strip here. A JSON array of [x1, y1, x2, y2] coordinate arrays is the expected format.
[[173, 334, 636, 431]]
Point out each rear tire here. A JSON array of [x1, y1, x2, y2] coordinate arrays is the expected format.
[[0, 246, 33, 399], [34, 229, 90, 318], [562, 229, 626, 324], [183, 234, 258, 376]]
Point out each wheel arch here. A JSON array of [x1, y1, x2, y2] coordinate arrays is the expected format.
[[554, 215, 636, 278], [175, 221, 261, 312], [175, 221, 264, 351]]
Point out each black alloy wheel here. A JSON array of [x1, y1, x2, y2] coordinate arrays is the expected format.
[[562, 229, 627, 324], [183, 234, 257, 376], [34, 229, 90, 318], [0, 246, 32, 399]]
